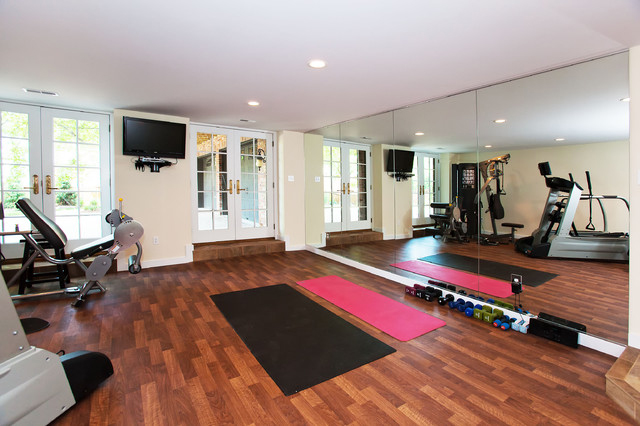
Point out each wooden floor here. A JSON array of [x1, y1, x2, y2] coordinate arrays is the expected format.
[[323, 237, 629, 344], [12, 251, 633, 425]]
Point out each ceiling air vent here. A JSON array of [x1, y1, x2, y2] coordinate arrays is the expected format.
[[22, 88, 59, 96]]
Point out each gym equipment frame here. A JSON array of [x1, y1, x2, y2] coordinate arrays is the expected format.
[[4, 198, 144, 306]]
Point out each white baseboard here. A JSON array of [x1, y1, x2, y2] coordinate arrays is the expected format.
[[116, 244, 193, 271], [628, 332, 640, 349]]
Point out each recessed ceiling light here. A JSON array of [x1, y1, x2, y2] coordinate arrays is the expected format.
[[414, 132, 425, 136], [555, 138, 565, 142], [308, 59, 327, 69], [493, 119, 506, 124], [247, 101, 260, 106], [620, 97, 630, 102], [22, 88, 58, 96], [240, 119, 256, 123], [484, 145, 492, 148]]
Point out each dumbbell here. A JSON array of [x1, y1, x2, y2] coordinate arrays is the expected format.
[[413, 284, 426, 291], [493, 316, 516, 330], [424, 288, 443, 302], [457, 289, 467, 296], [458, 301, 475, 313], [428, 280, 447, 289], [483, 308, 502, 324], [438, 294, 454, 306], [449, 298, 465, 309], [447, 285, 456, 292], [405, 287, 417, 297]]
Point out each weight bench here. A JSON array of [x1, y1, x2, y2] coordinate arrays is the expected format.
[[6, 198, 144, 307], [501, 222, 524, 243]]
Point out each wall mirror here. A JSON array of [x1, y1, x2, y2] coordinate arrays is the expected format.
[[306, 51, 629, 344]]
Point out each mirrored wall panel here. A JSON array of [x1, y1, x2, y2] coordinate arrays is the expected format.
[[306, 52, 629, 344]]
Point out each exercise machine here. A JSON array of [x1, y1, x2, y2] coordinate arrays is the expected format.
[[5, 198, 144, 306], [451, 154, 522, 244], [515, 162, 629, 261], [0, 273, 113, 424], [475, 153, 523, 244], [429, 201, 467, 242]]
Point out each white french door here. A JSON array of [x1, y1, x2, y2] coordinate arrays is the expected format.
[[412, 153, 439, 226], [191, 125, 274, 243], [0, 102, 111, 257], [323, 141, 371, 232]]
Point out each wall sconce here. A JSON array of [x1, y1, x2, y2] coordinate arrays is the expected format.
[[256, 148, 266, 171]]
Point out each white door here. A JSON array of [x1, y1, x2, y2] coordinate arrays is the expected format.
[[191, 125, 274, 243], [412, 153, 439, 226], [0, 102, 112, 257], [323, 141, 371, 232]]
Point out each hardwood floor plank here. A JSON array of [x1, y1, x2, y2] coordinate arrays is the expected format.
[[8, 250, 630, 425]]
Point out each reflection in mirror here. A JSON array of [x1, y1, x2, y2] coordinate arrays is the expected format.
[[305, 52, 629, 345], [309, 93, 481, 295], [475, 52, 629, 343]]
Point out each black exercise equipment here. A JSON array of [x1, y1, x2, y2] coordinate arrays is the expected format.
[[5, 198, 144, 306]]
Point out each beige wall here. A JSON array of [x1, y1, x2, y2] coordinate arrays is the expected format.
[[304, 133, 324, 246], [628, 45, 639, 348], [113, 109, 192, 270], [277, 131, 306, 249], [455, 140, 629, 236]]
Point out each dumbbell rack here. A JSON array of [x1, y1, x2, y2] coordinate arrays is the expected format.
[[404, 281, 533, 333]]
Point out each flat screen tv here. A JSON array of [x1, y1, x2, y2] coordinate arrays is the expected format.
[[123, 116, 186, 159], [385, 149, 415, 173]]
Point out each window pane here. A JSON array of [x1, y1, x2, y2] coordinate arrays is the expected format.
[[54, 142, 76, 166], [79, 168, 100, 191], [2, 138, 29, 164], [1, 112, 28, 138], [79, 191, 101, 214], [78, 144, 99, 167], [78, 120, 100, 144], [53, 118, 77, 142]]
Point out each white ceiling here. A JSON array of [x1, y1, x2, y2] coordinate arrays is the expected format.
[[322, 52, 630, 153], [1, 1, 640, 133]]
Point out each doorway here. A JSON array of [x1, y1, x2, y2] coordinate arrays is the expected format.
[[0, 102, 111, 257], [323, 141, 371, 233], [191, 125, 274, 243]]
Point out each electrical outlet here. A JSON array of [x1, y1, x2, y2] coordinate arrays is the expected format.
[[153, 236, 159, 245]]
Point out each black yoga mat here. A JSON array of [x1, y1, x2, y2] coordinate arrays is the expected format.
[[210, 284, 395, 396], [20, 317, 50, 334], [418, 253, 557, 287]]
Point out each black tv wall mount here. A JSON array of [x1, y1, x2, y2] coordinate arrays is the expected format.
[[134, 157, 174, 173]]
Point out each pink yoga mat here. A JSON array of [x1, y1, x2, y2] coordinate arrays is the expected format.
[[297, 275, 445, 341], [391, 260, 513, 298]]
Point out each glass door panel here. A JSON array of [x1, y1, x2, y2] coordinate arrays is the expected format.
[[346, 146, 370, 229], [411, 153, 439, 225], [235, 133, 272, 239], [41, 108, 111, 246], [323, 141, 342, 232], [193, 128, 234, 242], [0, 103, 41, 254]]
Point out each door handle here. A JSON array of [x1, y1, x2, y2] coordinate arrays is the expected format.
[[228, 180, 233, 194], [347, 183, 350, 194], [342, 183, 346, 195], [23, 175, 39, 195], [45, 175, 59, 195], [236, 180, 246, 195]]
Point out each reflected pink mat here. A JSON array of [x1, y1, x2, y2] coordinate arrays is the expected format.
[[297, 275, 446, 341], [391, 260, 513, 298]]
